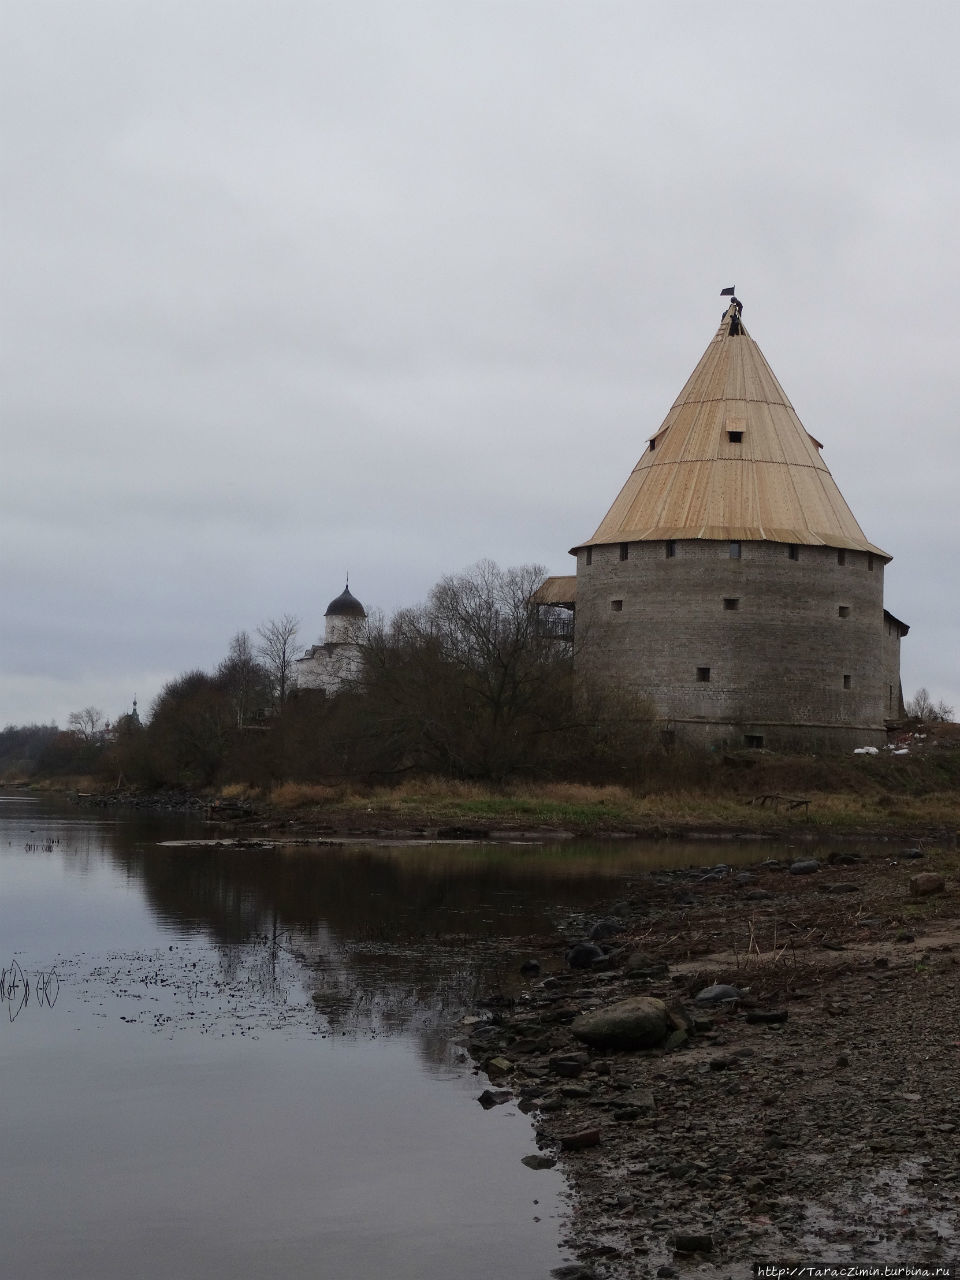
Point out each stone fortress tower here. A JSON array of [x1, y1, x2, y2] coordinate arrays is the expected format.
[[291, 581, 367, 695], [535, 295, 908, 752]]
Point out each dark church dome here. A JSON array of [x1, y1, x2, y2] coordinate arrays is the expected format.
[[324, 583, 366, 619]]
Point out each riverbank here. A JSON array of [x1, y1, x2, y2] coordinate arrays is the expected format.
[[461, 840, 960, 1278], [13, 729, 960, 841]]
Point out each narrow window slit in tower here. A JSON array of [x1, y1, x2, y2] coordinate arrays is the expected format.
[[585, 548, 592, 566], [843, 674, 852, 690], [788, 544, 800, 561], [619, 543, 629, 561], [837, 549, 846, 566], [723, 598, 739, 611], [696, 667, 711, 682], [729, 541, 741, 560], [838, 605, 850, 618], [867, 554, 875, 571], [611, 599, 623, 612], [665, 540, 676, 559]]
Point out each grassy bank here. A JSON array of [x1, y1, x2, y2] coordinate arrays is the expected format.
[[255, 756, 960, 836], [13, 741, 960, 838]]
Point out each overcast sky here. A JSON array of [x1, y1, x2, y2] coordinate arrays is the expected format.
[[2, 1, 958, 728]]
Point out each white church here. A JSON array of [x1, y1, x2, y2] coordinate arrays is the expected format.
[[291, 581, 367, 695]]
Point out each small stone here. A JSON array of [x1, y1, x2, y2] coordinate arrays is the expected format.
[[477, 1089, 512, 1109], [618, 1088, 656, 1112], [588, 917, 623, 941], [670, 1231, 714, 1254], [694, 983, 742, 1004], [550, 1053, 589, 1078], [835, 1053, 850, 1068], [560, 1084, 592, 1099], [910, 872, 945, 896], [522, 1153, 557, 1170], [657, 1267, 679, 1278], [485, 1056, 513, 1076], [567, 942, 605, 969], [790, 859, 820, 875], [559, 1127, 602, 1151]]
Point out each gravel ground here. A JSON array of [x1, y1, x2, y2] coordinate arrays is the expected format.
[[464, 843, 960, 1279]]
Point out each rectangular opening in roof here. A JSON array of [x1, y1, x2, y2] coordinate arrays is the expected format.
[[727, 430, 743, 443]]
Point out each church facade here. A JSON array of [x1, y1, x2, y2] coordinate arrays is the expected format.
[[291, 583, 367, 696], [535, 299, 908, 752]]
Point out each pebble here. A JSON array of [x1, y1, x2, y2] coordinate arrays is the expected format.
[[521, 1153, 556, 1170]]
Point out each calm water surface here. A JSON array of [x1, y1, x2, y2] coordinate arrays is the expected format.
[[1, 794, 799, 1279]]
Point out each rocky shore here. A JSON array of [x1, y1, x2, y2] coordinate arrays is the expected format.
[[461, 845, 959, 1278]]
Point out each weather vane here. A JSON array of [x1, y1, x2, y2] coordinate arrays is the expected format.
[[720, 285, 742, 331]]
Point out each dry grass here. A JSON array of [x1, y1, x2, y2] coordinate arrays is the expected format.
[[269, 781, 347, 809], [253, 773, 960, 833], [219, 783, 260, 802]]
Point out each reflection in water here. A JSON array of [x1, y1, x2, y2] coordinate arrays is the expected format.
[[0, 794, 847, 1280], [0, 796, 578, 1280]]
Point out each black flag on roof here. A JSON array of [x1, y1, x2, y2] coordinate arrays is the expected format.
[[720, 285, 736, 296]]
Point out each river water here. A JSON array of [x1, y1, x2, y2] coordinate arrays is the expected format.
[[0, 793, 795, 1279]]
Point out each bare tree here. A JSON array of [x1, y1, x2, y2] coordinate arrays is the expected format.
[[906, 687, 954, 723], [67, 706, 107, 743], [218, 631, 270, 727], [358, 561, 576, 778], [257, 614, 301, 711]]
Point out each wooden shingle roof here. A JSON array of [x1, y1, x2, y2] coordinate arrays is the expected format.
[[573, 304, 889, 558]]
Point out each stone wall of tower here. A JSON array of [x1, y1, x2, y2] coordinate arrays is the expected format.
[[881, 616, 906, 721], [573, 539, 889, 751]]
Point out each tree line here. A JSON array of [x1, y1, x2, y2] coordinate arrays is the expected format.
[[3, 560, 952, 791], [2, 562, 649, 789]]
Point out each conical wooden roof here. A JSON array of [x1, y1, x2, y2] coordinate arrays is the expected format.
[[575, 304, 889, 558]]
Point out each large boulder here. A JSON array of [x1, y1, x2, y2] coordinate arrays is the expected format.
[[910, 872, 945, 896], [570, 996, 669, 1050]]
